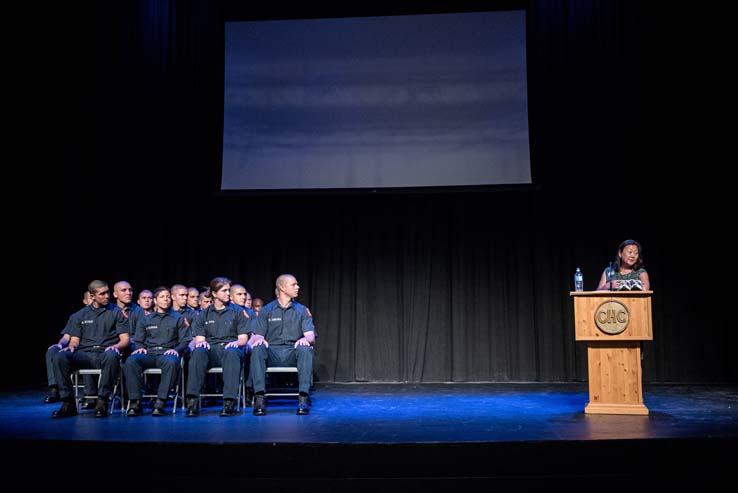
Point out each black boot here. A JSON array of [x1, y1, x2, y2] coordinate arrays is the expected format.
[[52, 399, 78, 418], [44, 386, 60, 404], [253, 394, 266, 416], [220, 398, 237, 417], [94, 397, 109, 418], [151, 398, 167, 417], [185, 396, 200, 417], [296, 394, 310, 415], [126, 399, 142, 417]]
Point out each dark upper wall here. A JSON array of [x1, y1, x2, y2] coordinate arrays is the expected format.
[[30, 0, 732, 387]]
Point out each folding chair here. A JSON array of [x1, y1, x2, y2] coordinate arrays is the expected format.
[[199, 365, 246, 410], [72, 368, 122, 413], [265, 366, 300, 399], [124, 358, 186, 414]]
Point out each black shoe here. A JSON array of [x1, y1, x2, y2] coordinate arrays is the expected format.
[[44, 387, 60, 404], [220, 398, 237, 417], [94, 398, 109, 418], [185, 397, 200, 417], [244, 387, 254, 407], [126, 400, 142, 417], [151, 398, 167, 417], [52, 400, 78, 418], [253, 394, 266, 416], [80, 399, 96, 410], [296, 395, 310, 415]]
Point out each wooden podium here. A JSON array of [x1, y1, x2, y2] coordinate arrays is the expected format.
[[571, 290, 653, 415]]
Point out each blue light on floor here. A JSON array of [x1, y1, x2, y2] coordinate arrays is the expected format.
[[1, 383, 736, 444]]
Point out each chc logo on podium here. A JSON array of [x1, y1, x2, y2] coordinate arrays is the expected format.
[[594, 300, 630, 335]]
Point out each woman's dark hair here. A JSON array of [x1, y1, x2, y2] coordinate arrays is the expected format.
[[615, 239, 644, 270]]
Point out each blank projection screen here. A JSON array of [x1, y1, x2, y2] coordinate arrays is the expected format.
[[222, 11, 531, 191]]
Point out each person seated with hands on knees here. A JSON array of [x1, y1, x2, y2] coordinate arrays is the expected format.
[[249, 274, 315, 416], [124, 286, 191, 417], [184, 277, 250, 417]]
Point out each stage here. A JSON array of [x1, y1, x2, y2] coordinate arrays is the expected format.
[[2, 383, 736, 491]]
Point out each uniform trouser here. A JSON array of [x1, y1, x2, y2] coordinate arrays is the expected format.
[[250, 344, 313, 394], [52, 349, 120, 400], [186, 344, 244, 400], [46, 346, 98, 395], [123, 352, 180, 400], [244, 351, 253, 389]]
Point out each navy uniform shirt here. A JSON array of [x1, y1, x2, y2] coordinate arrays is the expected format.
[[169, 305, 196, 337], [60, 306, 86, 335], [134, 310, 191, 355], [254, 300, 315, 346], [121, 303, 145, 331], [191, 304, 250, 344], [68, 302, 130, 351], [228, 302, 256, 334], [174, 305, 197, 326]]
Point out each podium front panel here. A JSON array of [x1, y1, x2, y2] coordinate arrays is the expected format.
[[571, 291, 653, 341]]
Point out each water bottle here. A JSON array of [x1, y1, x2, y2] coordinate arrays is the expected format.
[[574, 267, 583, 292]]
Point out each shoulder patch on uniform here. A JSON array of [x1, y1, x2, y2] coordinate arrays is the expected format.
[[242, 309, 250, 319]]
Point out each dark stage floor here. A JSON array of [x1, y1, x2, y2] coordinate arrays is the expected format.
[[2, 382, 736, 491]]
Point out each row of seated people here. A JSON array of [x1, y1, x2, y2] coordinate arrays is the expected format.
[[46, 282, 264, 407], [46, 274, 315, 418]]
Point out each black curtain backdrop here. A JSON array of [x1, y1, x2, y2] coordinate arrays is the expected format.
[[30, 0, 733, 390]]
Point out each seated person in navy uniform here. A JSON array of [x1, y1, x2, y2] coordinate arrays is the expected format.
[[170, 284, 197, 325], [184, 277, 250, 417], [252, 298, 265, 315], [136, 289, 154, 315], [124, 286, 191, 416], [197, 289, 212, 314], [228, 283, 257, 405], [51, 280, 130, 418], [187, 286, 200, 312], [44, 291, 94, 404], [249, 274, 315, 416]]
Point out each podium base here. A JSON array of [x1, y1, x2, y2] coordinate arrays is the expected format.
[[585, 402, 649, 415]]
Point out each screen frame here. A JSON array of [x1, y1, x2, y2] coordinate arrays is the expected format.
[[217, 0, 538, 197]]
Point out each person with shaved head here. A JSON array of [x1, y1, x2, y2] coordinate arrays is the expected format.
[[249, 274, 315, 416], [137, 290, 154, 315]]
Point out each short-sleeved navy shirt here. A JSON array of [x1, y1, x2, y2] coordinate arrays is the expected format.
[[170, 305, 196, 329], [191, 304, 250, 344], [254, 300, 315, 346], [60, 306, 86, 335], [228, 302, 256, 334], [134, 310, 191, 355], [68, 302, 130, 351]]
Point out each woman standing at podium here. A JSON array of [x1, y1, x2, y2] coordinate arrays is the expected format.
[[596, 239, 651, 291]]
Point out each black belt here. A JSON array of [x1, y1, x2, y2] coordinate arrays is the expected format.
[[150, 346, 166, 350]]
